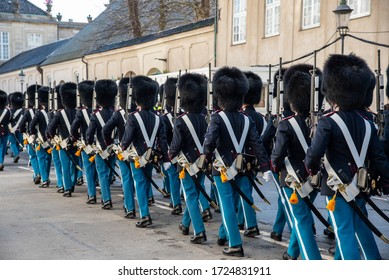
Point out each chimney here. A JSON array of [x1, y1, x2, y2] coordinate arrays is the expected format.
[[13, 0, 20, 15]]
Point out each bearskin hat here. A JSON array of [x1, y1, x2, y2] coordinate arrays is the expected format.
[[322, 54, 373, 111], [164, 77, 178, 108], [55, 85, 64, 110], [0, 90, 7, 109], [243, 71, 263, 105], [7, 93, 12, 106], [60, 82, 77, 109], [361, 71, 376, 109], [10, 91, 24, 108], [132, 75, 159, 110], [78, 80, 94, 108], [95, 79, 117, 108], [212, 66, 249, 111], [26, 84, 41, 107], [178, 73, 207, 113], [118, 77, 129, 110], [285, 71, 311, 115], [37, 86, 49, 106]]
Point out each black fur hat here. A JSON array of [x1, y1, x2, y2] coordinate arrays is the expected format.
[[213, 66, 249, 111], [60, 82, 77, 109], [0, 90, 7, 109], [95, 79, 117, 108], [178, 73, 207, 113], [118, 77, 129, 110], [322, 54, 373, 111], [164, 77, 178, 108], [26, 84, 41, 107], [361, 71, 376, 109], [243, 71, 263, 105], [10, 91, 24, 108], [78, 80, 94, 108], [55, 85, 64, 109], [132, 75, 159, 110], [38, 86, 49, 107], [285, 71, 311, 115]]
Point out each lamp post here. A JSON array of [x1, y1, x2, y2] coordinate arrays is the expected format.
[[333, 0, 353, 54], [18, 69, 26, 93]]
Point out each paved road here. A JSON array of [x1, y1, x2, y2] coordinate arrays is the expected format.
[[0, 152, 388, 260]]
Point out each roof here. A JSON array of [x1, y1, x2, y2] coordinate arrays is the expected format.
[[0, 38, 70, 75], [89, 17, 215, 55], [0, 0, 48, 16]]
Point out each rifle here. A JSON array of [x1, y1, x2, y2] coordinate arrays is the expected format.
[[273, 58, 283, 128], [308, 51, 320, 138], [374, 49, 385, 137], [206, 63, 213, 123], [125, 76, 133, 119], [265, 64, 273, 122], [173, 70, 182, 120], [34, 82, 39, 109], [76, 74, 81, 109]]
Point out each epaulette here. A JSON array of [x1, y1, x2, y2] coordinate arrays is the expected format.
[[282, 115, 294, 121], [241, 111, 249, 117], [323, 111, 335, 118], [214, 109, 222, 114], [176, 112, 188, 119]]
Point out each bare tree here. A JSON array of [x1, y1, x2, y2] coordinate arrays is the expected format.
[[127, 0, 143, 37]]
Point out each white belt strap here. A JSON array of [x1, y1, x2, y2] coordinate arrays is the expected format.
[[120, 109, 126, 124], [0, 109, 8, 123], [182, 115, 203, 153], [95, 111, 106, 127], [82, 109, 90, 126], [29, 109, 35, 120], [41, 109, 49, 126], [13, 109, 22, 120], [331, 114, 371, 168], [260, 115, 267, 137], [288, 117, 309, 153], [167, 112, 174, 128], [134, 112, 160, 148], [219, 111, 249, 154], [60, 110, 71, 134]]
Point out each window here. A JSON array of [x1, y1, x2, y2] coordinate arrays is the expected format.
[[302, 0, 320, 29], [349, 0, 370, 19], [232, 0, 247, 44], [27, 33, 42, 50], [265, 0, 280, 37], [0, 32, 10, 60]]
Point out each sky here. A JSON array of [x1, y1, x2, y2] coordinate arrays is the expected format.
[[29, 0, 109, 23]]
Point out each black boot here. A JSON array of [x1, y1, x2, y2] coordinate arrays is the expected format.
[[102, 200, 112, 209], [223, 245, 244, 257], [57, 187, 64, 193], [217, 237, 227, 246], [323, 228, 335, 240], [179, 223, 189, 235], [136, 215, 152, 228], [270, 231, 282, 241], [148, 197, 155, 205], [63, 190, 72, 197], [201, 209, 213, 222], [282, 251, 297, 260], [34, 174, 41, 185], [124, 209, 136, 219], [171, 204, 182, 215], [86, 196, 97, 204], [39, 181, 50, 188], [244, 226, 260, 237], [190, 232, 207, 244]]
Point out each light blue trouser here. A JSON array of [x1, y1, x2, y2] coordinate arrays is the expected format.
[[214, 176, 247, 248], [27, 143, 40, 180], [95, 154, 114, 203], [76, 155, 83, 180], [283, 187, 321, 260], [0, 134, 8, 164], [272, 172, 288, 235], [130, 162, 151, 218], [181, 172, 206, 235], [117, 159, 135, 212], [8, 132, 22, 157], [326, 195, 381, 260], [162, 165, 170, 193], [81, 151, 97, 197], [51, 148, 63, 188], [165, 164, 181, 207], [236, 175, 258, 229], [59, 149, 76, 191], [35, 143, 51, 182]]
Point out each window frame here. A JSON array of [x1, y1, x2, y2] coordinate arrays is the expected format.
[[349, 0, 371, 19], [302, 0, 321, 30], [0, 32, 10, 60], [27, 33, 43, 50], [232, 0, 247, 45], [264, 0, 280, 38]]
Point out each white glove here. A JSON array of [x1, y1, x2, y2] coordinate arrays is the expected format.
[[163, 162, 172, 171], [262, 170, 272, 182]]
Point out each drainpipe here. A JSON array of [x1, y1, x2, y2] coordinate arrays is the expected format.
[[82, 56, 89, 80], [36, 65, 43, 85]]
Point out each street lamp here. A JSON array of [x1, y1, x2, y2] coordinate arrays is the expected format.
[[18, 69, 26, 93], [333, 0, 353, 54]]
